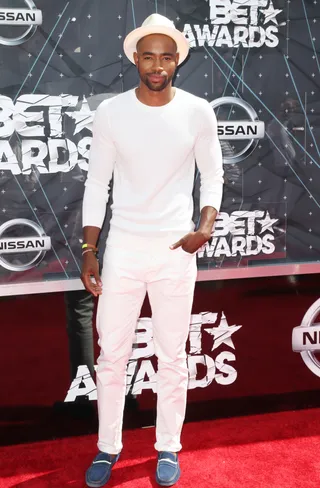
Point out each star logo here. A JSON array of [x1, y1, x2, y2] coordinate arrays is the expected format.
[[204, 314, 242, 351], [65, 98, 95, 134], [262, 2, 282, 25], [257, 212, 278, 234]]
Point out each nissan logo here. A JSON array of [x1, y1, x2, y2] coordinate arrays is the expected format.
[[0, 0, 42, 47], [0, 219, 51, 272], [210, 96, 265, 164], [292, 298, 320, 378]]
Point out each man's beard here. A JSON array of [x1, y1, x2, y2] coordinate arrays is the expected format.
[[139, 70, 174, 92]]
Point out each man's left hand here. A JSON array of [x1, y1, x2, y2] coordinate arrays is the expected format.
[[170, 230, 211, 254]]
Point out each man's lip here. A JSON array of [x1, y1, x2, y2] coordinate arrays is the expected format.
[[148, 75, 164, 82]]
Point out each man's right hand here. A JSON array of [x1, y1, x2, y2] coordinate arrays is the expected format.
[[81, 252, 102, 297]]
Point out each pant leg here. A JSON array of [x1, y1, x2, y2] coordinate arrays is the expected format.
[[96, 246, 147, 455], [64, 289, 95, 380], [147, 247, 197, 452]]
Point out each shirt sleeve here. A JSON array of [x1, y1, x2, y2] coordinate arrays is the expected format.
[[82, 101, 116, 228], [194, 100, 224, 213]]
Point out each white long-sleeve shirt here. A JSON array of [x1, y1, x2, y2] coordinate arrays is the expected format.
[[83, 87, 224, 237]]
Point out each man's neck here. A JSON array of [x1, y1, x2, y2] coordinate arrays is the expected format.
[[135, 83, 176, 107]]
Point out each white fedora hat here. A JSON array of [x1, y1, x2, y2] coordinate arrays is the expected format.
[[123, 14, 190, 66]]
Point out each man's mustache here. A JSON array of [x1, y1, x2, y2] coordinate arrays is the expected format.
[[147, 71, 167, 77]]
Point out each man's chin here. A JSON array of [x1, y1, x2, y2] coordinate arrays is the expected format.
[[145, 80, 168, 92]]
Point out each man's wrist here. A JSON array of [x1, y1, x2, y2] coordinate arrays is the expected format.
[[196, 228, 211, 241], [82, 251, 98, 259]]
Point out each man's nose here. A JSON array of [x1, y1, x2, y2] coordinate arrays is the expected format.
[[153, 61, 164, 72]]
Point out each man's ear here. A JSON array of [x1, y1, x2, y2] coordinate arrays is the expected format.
[[175, 53, 180, 66], [133, 52, 139, 66]]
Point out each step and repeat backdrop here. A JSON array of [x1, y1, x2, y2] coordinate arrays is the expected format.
[[0, 0, 319, 295], [1, 2, 320, 428]]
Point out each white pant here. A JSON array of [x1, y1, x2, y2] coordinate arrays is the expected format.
[[96, 230, 197, 454]]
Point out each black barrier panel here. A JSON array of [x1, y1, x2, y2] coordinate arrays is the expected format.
[[2, 275, 320, 446]]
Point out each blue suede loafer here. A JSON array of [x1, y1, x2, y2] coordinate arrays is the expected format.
[[86, 451, 120, 487], [156, 451, 180, 486]]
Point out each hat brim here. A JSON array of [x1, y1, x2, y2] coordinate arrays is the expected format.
[[123, 25, 190, 66]]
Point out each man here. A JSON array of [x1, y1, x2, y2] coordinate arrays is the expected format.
[[81, 14, 223, 487]]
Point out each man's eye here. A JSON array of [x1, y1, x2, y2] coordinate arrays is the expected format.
[[144, 56, 152, 60], [164, 57, 171, 61]]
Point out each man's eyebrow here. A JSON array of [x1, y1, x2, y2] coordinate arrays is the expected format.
[[141, 51, 175, 56]]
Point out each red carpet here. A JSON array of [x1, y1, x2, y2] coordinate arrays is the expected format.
[[1, 408, 320, 488]]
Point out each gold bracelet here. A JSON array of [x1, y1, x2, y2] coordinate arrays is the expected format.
[[82, 243, 98, 252]]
